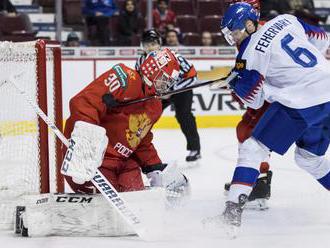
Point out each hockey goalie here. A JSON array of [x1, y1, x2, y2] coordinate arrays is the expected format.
[[16, 48, 190, 237]]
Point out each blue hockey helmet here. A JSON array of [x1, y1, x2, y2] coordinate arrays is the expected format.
[[220, 2, 259, 45]]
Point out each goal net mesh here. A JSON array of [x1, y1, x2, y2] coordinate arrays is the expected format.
[[0, 40, 62, 229]]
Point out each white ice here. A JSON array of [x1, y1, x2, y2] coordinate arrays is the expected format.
[[1, 128, 329, 248]]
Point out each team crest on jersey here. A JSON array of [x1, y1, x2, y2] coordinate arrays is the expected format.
[[113, 64, 128, 89], [126, 113, 152, 148], [127, 68, 136, 80], [235, 59, 246, 71]]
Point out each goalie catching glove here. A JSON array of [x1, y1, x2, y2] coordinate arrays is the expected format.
[[61, 121, 108, 184], [142, 163, 190, 201]]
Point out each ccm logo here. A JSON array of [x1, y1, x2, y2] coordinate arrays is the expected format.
[[36, 198, 48, 204], [56, 196, 93, 203], [114, 142, 133, 158], [61, 139, 76, 173]]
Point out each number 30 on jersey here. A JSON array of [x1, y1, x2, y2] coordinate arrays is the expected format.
[[104, 73, 121, 93]]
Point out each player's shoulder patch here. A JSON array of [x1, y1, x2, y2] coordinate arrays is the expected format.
[[235, 59, 246, 71], [112, 64, 128, 89]]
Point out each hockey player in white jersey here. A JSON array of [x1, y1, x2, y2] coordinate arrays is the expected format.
[[220, 2, 330, 228]]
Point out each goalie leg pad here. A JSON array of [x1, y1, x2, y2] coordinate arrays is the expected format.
[[16, 190, 166, 237], [15, 194, 135, 237]]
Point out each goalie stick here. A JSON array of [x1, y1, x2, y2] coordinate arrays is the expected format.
[[3, 74, 149, 240], [117, 72, 238, 107]]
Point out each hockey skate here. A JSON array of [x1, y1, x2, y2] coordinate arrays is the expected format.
[[222, 194, 248, 238], [223, 194, 248, 226], [224, 170, 272, 210], [186, 150, 201, 162], [184, 150, 201, 168], [15, 206, 28, 237]]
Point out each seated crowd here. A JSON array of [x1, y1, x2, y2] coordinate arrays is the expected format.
[[0, 0, 327, 47]]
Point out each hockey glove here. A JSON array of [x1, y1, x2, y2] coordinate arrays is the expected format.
[[143, 163, 190, 201], [102, 93, 119, 108], [229, 69, 264, 102], [61, 121, 108, 184]]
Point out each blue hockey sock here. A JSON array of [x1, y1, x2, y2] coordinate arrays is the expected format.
[[231, 166, 260, 186]]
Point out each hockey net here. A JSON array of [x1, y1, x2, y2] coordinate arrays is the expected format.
[[0, 40, 63, 229]]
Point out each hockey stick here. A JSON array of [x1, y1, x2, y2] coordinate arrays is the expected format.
[[117, 72, 238, 107], [4, 74, 149, 240]]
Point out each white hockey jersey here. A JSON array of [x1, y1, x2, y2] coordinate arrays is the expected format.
[[233, 14, 330, 109]]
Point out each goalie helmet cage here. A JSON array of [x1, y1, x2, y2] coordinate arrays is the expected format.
[[0, 40, 64, 228]]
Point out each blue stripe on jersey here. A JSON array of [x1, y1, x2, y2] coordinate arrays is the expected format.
[[318, 171, 330, 190], [237, 35, 252, 60], [297, 18, 327, 40], [231, 166, 260, 186]]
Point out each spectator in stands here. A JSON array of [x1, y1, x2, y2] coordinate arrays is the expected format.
[[260, 0, 314, 20], [164, 29, 180, 46], [0, 0, 16, 15], [65, 32, 80, 47], [153, 0, 176, 34], [82, 0, 118, 46], [293, 8, 321, 26], [201, 31, 213, 46], [118, 0, 144, 46]]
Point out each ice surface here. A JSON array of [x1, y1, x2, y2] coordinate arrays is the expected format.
[[1, 128, 329, 248]]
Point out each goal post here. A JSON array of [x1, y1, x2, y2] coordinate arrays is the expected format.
[[35, 40, 64, 193], [0, 40, 64, 228]]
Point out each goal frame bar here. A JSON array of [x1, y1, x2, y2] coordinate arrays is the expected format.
[[36, 40, 64, 193]]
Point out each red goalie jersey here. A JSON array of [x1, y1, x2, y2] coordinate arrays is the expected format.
[[64, 63, 163, 192]]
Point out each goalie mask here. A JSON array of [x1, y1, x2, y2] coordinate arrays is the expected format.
[[140, 48, 180, 94]]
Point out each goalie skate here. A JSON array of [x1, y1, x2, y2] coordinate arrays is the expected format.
[[15, 206, 28, 237]]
